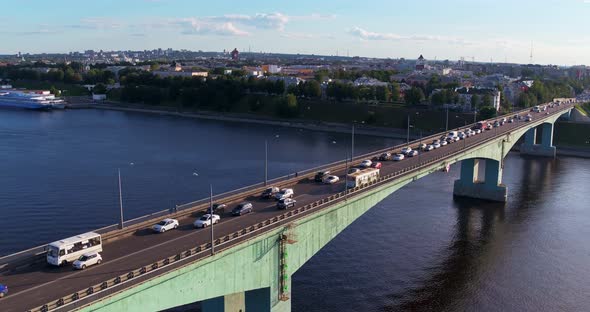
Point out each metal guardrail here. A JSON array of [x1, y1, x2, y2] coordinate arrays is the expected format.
[[27, 104, 574, 312]]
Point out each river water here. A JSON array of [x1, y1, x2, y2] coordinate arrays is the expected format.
[[1, 109, 589, 311]]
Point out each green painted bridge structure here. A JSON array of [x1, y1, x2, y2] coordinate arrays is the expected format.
[[28, 104, 574, 312]]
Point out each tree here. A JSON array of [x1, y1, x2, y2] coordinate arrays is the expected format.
[[93, 83, 107, 94], [471, 94, 481, 108], [404, 87, 424, 105], [482, 94, 492, 107], [375, 85, 391, 102], [49, 86, 61, 96], [479, 106, 497, 119], [278, 93, 298, 118]]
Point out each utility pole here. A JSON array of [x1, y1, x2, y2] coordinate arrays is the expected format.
[[264, 140, 268, 186], [118, 168, 124, 229], [406, 115, 410, 146], [445, 108, 449, 131], [210, 184, 214, 255], [351, 124, 355, 162], [344, 152, 349, 200]]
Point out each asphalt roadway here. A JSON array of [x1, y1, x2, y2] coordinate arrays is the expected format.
[[0, 103, 573, 312]]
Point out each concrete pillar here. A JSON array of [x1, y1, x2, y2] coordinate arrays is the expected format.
[[520, 123, 556, 158], [454, 158, 507, 202], [202, 292, 245, 312]]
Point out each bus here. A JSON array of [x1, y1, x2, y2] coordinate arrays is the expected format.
[[346, 168, 380, 188], [46, 232, 102, 266]]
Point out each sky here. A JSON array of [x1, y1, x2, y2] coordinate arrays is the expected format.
[[1, 0, 590, 65]]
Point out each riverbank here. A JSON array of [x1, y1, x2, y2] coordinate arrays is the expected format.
[[86, 102, 590, 158], [91, 103, 425, 140]]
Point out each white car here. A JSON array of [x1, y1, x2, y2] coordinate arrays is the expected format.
[[440, 140, 448, 146], [418, 143, 427, 150], [360, 160, 372, 168], [73, 252, 102, 270], [407, 150, 419, 157], [425, 144, 435, 151], [401, 146, 412, 155], [152, 218, 179, 233], [433, 142, 441, 149], [474, 129, 482, 134], [393, 153, 405, 161], [275, 188, 294, 200], [323, 175, 340, 184], [458, 132, 466, 140], [193, 214, 220, 228]]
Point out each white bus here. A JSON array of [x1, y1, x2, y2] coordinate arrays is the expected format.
[[46, 232, 102, 266], [346, 168, 380, 188]]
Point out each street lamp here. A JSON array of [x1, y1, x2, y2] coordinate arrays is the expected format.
[[194, 172, 215, 255], [118, 168, 124, 229]]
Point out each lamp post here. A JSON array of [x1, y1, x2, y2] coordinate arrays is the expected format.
[[264, 139, 268, 186], [118, 168, 124, 229], [445, 107, 449, 132], [209, 184, 214, 255]]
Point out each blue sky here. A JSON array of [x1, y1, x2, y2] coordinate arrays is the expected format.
[[2, 0, 589, 65]]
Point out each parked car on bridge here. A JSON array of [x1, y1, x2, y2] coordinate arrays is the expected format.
[[152, 218, 179, 233], [458, 132, 467, 140], [418, 143, 427, 150], [445, 137, 454, 144], [262, 186, 280, 199], [314, 170, 330, 182], [408, 150, 419, 157], [193, 214, 220, 228], [73, 252, 102, 270], [432, 139, 440, 145], [425, 144, 435, 151], [277, 198, 296, 209], [0, 284, 7, 298], [275, 188, 294, 200], [348, 168, 361, 174], [208, 203, 226, 214], [360, 160, 372, 168], [379, 152, 392, 161], [393, 154, 405, 161], [433, 142, 441, 149], [323, 175, 340, 184], [371, 162, 382, 169], [232, 202, 253, 216], [401, 146, 412, 155], [440, 140, 448, 146]]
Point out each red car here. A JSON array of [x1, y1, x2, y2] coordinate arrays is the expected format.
[[371, 162, 382, 169]]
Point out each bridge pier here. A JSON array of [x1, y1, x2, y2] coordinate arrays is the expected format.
[[202, 285, 290, 312], [520, 124, 556, 158], [453, 158, 507, 202]]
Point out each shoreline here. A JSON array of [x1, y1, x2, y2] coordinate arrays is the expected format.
[[76, 103, 590, 158]]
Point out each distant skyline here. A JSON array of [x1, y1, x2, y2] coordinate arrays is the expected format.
[[2, 0, 590, 66]]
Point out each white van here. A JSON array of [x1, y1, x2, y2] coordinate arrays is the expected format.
[[447, 131, 458, 139]]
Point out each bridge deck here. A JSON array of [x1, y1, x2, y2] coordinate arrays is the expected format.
[[0, 103, 573, 312]]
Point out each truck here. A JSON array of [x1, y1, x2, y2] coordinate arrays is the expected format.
[[346, 168, 380, 188]]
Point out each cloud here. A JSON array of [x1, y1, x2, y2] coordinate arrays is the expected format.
[[68, 17, 123, 29], [220, 13, 289, 31], [348, 27, 473, 45], [164, 18, 249, 36], [280, 32, 334, 39]]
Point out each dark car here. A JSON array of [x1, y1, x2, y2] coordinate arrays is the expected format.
[[261, 186, 279, 199], [379, 152, 392, 161], [314, 170, 330, 182], [208, 203, 226, 214], [232, 202, 253, 216], [277, 198, 296, 209], [0, 284, 7, 298]]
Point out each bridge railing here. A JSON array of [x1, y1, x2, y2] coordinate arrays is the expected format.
[[26, 103, 575, 312]]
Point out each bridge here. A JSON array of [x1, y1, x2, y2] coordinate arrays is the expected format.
[[0, 102, 574, 312]]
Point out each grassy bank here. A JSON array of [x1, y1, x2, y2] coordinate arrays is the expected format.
[[10, 80, 89, 96]]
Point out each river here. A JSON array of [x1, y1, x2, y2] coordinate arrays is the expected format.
[[1, 109, 589, 311]]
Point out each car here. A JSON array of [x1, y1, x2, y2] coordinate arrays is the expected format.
[[474, 129, 482, 134], [493, 121, 500, 127], [433, 142, 441, 149], [379, 152, 392, 161], [401, 146, 412, 155], [425, 144, 435, 151], [371, 162, 382, 169], [348, 167, 361, 174], [508, 118, 514, 123], [545, 111, 550, 115], [193, 214, 220, 228], [486, 124, 493, 130], [408, 150, 419, 157], [323, 175, 340, 184], [440, 140, 448, 146], [393, 153, 405, 161], [458, 132, 467, 140], [0, 284, 7, 298], [262, 186, 280, 199], [73, 252, 102, 270], [275, 188, 294, 200], [526, 115, 533, 122], [518, 115, 524, 120], [314, 170, 330, 182], [277, 198, 296, 209], [432, 139, 440, 145], [513, 114, 519, 120], [501, 117, 507, 123], [359, 160, 372, 168], [418, 143, 427, 150], [152, 218, 179, 233], [208, 203, 226, 214], [445, 137, 455, 144], [232, 202, 253, 216]]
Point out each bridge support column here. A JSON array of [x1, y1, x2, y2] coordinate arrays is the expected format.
[[520, 124, 556, 158], [453, 158, 507, 202], [202, 286, 291, 312]]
